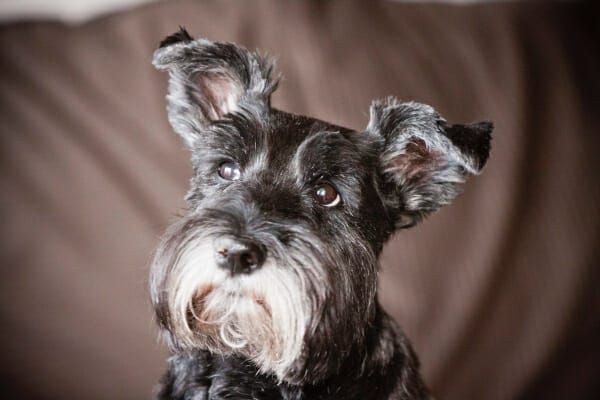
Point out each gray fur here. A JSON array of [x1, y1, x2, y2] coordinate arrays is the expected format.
[[153, 35, 279, 147], [368, 97, 490, 227]]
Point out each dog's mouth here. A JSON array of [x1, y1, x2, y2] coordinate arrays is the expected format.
[[186, 282, 276, 354], [190, 283, 273, 322], [196, 284, 216, 300]]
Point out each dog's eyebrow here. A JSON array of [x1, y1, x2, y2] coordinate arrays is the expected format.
[[197, 113, 263, 158], [243, 146, 270, 179], [291, 130, 354, 186]]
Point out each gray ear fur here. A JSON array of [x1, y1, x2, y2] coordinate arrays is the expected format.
[[153, 28, 279, 147], [367, 97, 492, 227]]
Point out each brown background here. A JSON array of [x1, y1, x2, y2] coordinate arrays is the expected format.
[[1, 1, 599, 399]]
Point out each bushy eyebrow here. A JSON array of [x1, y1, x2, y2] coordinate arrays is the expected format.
[[193, 114, 264, 166], [292, 131, 343, 185], [291, 130, 365, 200]]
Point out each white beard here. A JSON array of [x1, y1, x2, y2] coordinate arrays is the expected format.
[[164, 237, 311, 379]]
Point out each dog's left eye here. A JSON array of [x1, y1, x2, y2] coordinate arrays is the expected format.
[[218, 162, 241, 181], [314, 183, 341, 207]]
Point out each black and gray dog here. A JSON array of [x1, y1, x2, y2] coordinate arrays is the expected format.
[[150, 28, 492, 400]]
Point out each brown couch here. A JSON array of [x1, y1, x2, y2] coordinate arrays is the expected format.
[[1, 1, 598, 399]]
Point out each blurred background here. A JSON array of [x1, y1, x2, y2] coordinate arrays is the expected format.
[[0, 0, 598, 399]]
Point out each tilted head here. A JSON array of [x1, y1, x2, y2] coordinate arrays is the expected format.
[[150, 28, 492, 384]]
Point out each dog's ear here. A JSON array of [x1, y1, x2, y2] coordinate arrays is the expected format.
[[153, 28, 279, 147], [367, 98, 492, 228]]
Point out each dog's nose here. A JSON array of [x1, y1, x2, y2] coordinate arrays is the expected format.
[[215, 239, 265, 275]]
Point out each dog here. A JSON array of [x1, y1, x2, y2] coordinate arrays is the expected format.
[[150, 28, 492, 400]]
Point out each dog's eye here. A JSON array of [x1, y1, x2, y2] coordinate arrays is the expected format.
[[218, 162, 241, 181], [314, 183, 341, 207]]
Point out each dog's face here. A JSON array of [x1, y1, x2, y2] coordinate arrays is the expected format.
[[150, 29, 491, 383]]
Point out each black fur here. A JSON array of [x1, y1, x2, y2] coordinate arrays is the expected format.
[[159, 26, 194, 48], [151, 29, 492, 400], [443, 121, 493, 170]]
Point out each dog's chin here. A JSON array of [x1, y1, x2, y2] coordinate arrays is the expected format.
[[191, 285, 273, 349], [168, 257, 309, 380]]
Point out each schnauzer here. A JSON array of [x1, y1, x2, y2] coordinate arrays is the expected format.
[[150, 28, 492, 400]]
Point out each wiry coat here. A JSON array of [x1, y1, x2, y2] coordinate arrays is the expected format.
[[150, 28, 492, 400]]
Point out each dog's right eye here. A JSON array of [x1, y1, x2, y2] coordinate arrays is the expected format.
[[218, 162, 241, 181]]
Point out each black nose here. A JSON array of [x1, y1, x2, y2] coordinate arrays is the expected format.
[[216, 239, 266, 275]]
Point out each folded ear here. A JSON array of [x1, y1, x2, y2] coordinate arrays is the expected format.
[[152, 28, 279, 147], [367, 98, 492, 228]]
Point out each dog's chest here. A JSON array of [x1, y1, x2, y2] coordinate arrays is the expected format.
[[206, 371, 285, 400]]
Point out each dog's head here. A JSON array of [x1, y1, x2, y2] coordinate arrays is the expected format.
[[150, 29, 492, 383]]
